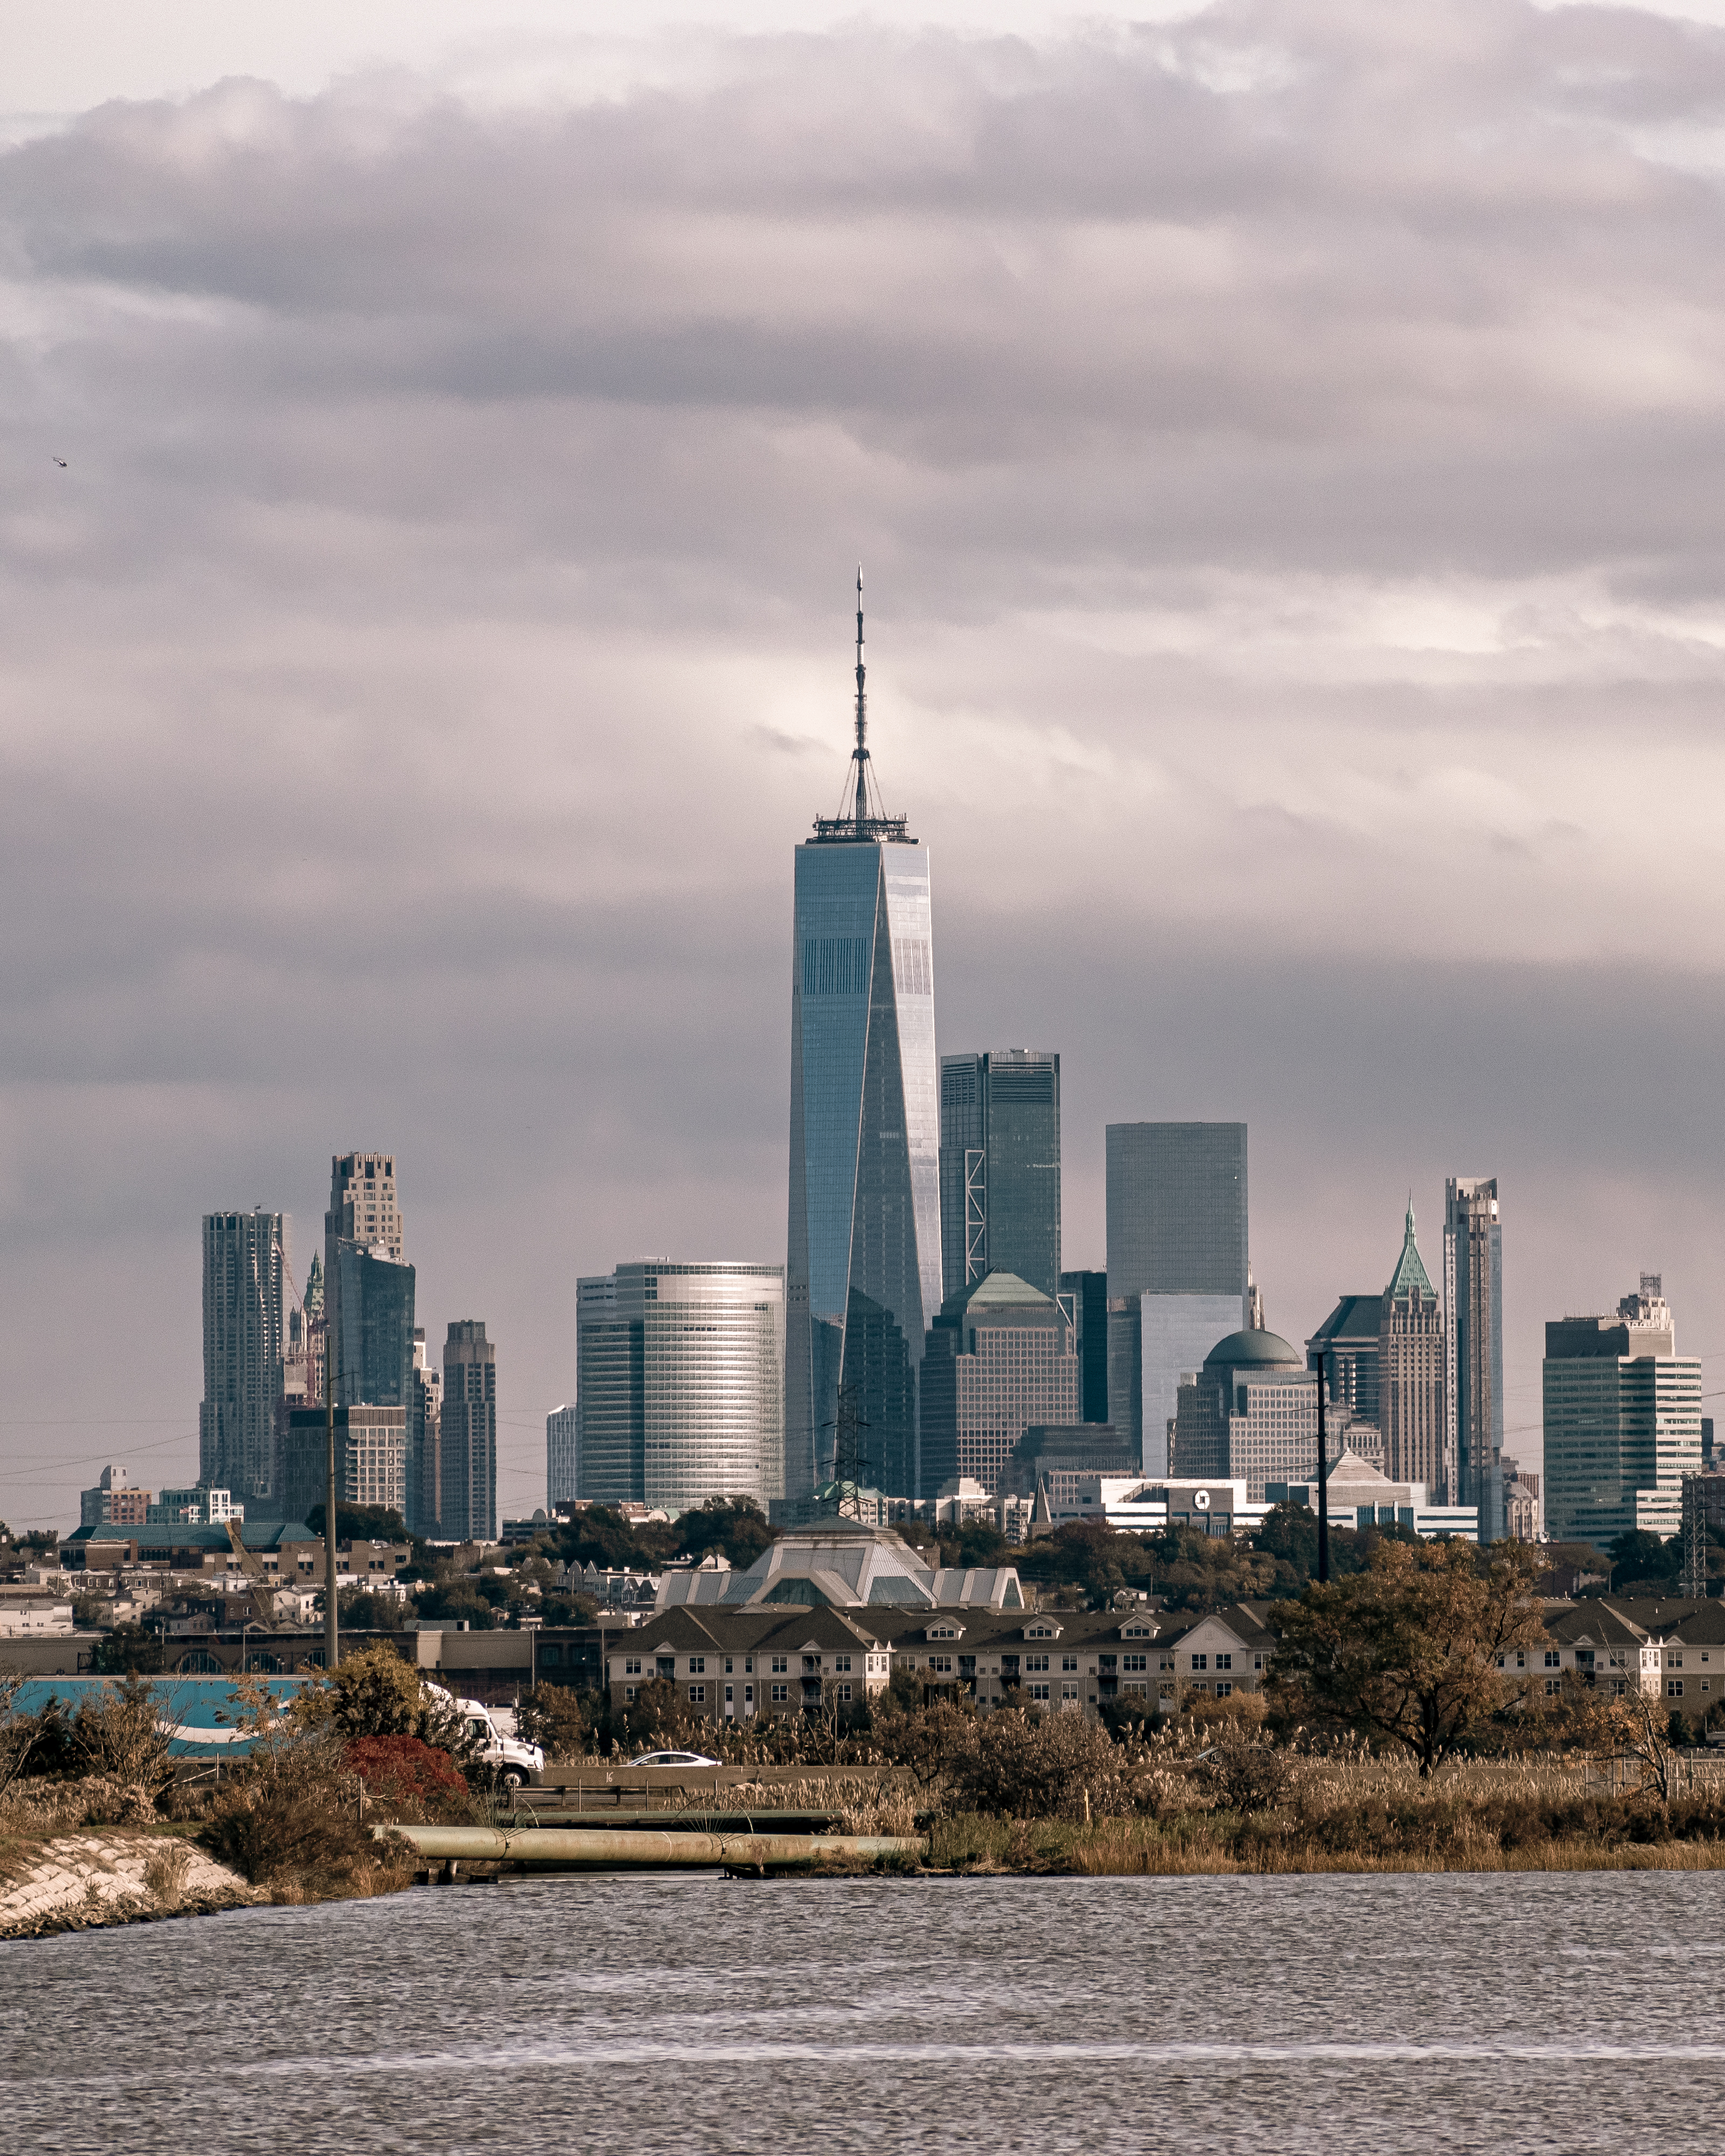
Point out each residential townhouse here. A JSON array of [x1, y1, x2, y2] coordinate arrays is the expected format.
[[1532, 1598, 1725, 1713]]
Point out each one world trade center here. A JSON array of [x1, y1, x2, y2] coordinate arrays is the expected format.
[[785, 576, 942, 1502]]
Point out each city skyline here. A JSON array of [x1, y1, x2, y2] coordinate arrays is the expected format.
[[12, 7, 1725, 1527]]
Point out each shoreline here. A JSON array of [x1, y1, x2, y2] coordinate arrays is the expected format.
[[0, 1830, 263, 1941]]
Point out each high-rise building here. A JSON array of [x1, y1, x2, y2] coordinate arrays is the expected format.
[[547, 1402, 578, 1509], [1306, 1295, 1383, 1431], [333, 1242, 416, 1415], [1105, 1123, 1248, 1472], [1379, 1205, 1445, 1494], [1059, 1269, 1110, 1424], [440, 1320, 496, 1544], [283, 1405, 408, 1527], [408, 1329, 442, 1538], [920, 1273, 1080, 1497], [79, 1466, 150, 1532], [1445, 1176, 1503, 1528], [940, 1051, 1061, 1303], [785, 581, 941, 1499], [1544, 1276, 1700, 1547], [325, 1151, 403, 1392], [575, 1261, 785, 1512], [1171, 1326, 1317, 1500], [199, 1208, 290, 1507]]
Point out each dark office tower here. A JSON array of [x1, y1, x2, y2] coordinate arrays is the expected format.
[[1306, 1296, 1383, 1429], [786, 578, 941, 1501], [940, 1051, 1061, 1304], [333, 1241, 415, 1417], [199, 1208, 289, 1505], [440, 1320, 496, 1543], [325, 1151, 403, 1390], [1445, 1177, 1503, 1530], [1105, 1123, 1249, 1471], [1059, 1269, 1110, 1424]]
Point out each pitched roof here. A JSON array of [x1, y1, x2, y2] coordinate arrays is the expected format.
[[1385, 1204, 1434, 1301]]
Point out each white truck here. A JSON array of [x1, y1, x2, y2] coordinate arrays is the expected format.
[[426, 1684, 543, 1791]]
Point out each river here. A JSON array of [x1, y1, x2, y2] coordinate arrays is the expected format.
[[5, 1871, 1722, 2152]]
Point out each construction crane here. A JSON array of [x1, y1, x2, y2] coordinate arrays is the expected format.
[[225, 1519, 279, 1629]]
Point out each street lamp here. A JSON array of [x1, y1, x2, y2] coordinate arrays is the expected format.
[[1306, 1349, 1330, 1585]]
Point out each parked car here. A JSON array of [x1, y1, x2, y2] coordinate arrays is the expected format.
[[629, 1749, 720, 1767]]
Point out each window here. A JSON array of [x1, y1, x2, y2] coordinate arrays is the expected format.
[[724, 1685, 734, 1704], [1029, 1682, 1051, 1701], [1668, 1680, 1683, 1697], [688, 1656, 705, 1675], [1544, 1650, 1560, 1669], [744, 1684, 753, 1703], [834, 1654, 852, 1673], [1062, 1655, 1078, 1673], [656, 1657, 674, 1678], [1253, 1654, 1264, 1671], [724, 1658, 734, 1675], [1216, 1681, 1232, 1698], [838, 1683, 852, 1703], [1061, 1682, 1079, 1699], [624, 1657, 641, 1677], [1216, 1654, 1232, 1671], [929, 1656, 954, 1674], [624, 1685, 636, 1702], [1544, 1677, 1560, 1697], [744, 1657, 754, 1674], [1026, 1654, 1050, 1673], [1672, 1654, 1685, 1670], [688, 1685, 705, 1703], [1191, 1654, 1208, 1671], [1123, 1654, 1147, 1673], [771, 1656, 788, 1674], [771, 1683, 789, 1703]]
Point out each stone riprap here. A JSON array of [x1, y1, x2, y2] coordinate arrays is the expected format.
[[0, 1834, 260, 1939]]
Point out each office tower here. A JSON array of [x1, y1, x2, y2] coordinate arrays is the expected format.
[[1445, 1176, 1503, 1528], [1106, 1123, 1248, 1474], [547, 1403, 578, 1509], [575, 1261, 785, 1511], [1170, 1325, 1316, 1499], [333, 1241, 415, 1412], [920, 1273, 1080, 1496], [1059, 1269, 1110, 1423], [940, 1051, 1061, 1303], [1307, 1296, 1383, 1430], [282, 1404, 409, 1526], [199, 1208, 290, 1506], [325, 1151, 403, 1388], [440, 1320, 497, 1543], [785, 580, 941, 1500], [1379, 1205, 1446, 1494], [409, 1330, 442, 1538], [1543, 1277, 1700, 1547]]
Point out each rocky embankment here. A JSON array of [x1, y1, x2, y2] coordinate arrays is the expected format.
[[0, 1832, 261, 1940]]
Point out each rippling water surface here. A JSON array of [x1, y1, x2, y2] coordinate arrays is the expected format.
[[8, 1872, 1725, 2153]]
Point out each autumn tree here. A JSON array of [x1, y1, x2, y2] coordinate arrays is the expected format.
[[1268, 1538, 1549, 1775]]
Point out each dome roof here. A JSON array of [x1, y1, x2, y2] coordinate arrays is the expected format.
[[1203, 1326, 1303, 1370]]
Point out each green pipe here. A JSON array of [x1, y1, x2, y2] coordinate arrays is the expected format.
[[377, 1824, 922, 1870]]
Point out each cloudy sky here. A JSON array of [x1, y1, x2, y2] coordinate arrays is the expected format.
[[5, 0, 1725, 1529]]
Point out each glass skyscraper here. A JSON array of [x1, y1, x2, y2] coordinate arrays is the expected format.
[[786, 578, 942, 1499], [1105, 1122, 1250, 1472], [1445, 1176, 1504, 1529], [575, 1260, 784, 1511], [940, 1050, 1061, 1304]]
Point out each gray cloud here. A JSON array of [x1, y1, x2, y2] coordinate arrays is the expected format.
[[4, 2, 1725, 1524]]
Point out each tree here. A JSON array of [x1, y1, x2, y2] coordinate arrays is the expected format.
[[91, 1623, 165, 1675], [306, 1502, 410, 1545], [674, 1497, 777, 1569], [1269, 1538, 1549, 1775], [325, 1642, 433, 1741], [73, 1675, 176, 1794], [1607, 1528, 1679, 1589], [517, 1682, 603, 1760]]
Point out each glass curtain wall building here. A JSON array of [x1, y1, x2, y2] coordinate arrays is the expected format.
[[1445, 1177, 1503, 1527], [1105, 1123, 1249, 1474], [575, 1261, 784, 1511], [333, 1243, 415, 1418], [939, 1051, 1061, 1304], [1059, 1269, 1110, 1424], [199, 1208, 289, 1509], [786, 580, 942, 1500]]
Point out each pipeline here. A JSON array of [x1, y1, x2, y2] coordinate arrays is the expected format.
[[377, 1823, 923, 1872]]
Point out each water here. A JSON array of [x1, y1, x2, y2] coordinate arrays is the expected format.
[[6, 1871, 1725, 2153]]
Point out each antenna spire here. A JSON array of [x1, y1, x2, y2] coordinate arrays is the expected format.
[[853, 564, 869, 824]]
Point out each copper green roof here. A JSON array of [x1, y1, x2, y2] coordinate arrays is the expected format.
[[1386, 1203, 1434, 1301]]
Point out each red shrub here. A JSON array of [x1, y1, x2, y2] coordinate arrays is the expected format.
[[346, 1734, 471, 1820]]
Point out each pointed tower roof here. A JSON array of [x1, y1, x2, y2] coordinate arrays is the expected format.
[[808, 569, 913, 846], [1386, 1202, 1434, 1300]]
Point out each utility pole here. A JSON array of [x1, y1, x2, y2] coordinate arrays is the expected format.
[[1309, 1350, 1330, 1585], [324, 1327, 339, 1673]]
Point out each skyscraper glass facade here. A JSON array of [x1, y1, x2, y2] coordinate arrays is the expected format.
[[1059, 1269, 1110, 1424], [940, 1051, 1061, 1303], [334, 1243, 415, 1416], [1105, 1123, 1249, 1462], [199, 1209, 289, 1507], [1445, 1177, 1503, 1526], [576, 1262, 785, 1511], [786, 841, 941, 1498]]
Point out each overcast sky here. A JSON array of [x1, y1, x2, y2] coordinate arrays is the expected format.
[[6, 0, 1725, 1529]]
